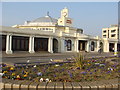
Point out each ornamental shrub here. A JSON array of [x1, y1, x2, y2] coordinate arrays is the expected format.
[[74, 52, 84, 69]]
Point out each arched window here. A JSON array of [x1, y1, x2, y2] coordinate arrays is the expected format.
[[67, 40, 72, 51], [91, 41, 95, 51]]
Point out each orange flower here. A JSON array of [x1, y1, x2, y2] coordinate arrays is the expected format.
[[24, 74, 28, 77]]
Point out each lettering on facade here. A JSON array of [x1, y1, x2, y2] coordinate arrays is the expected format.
[[66, 20, 72, 24]]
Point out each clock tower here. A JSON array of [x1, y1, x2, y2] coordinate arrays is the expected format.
[[58, 7, 73, 27], [61, 7, 69, 17]]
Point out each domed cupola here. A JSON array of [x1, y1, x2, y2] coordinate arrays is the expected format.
[[32, 16, 57, 23], [26, 12, 58, 26]]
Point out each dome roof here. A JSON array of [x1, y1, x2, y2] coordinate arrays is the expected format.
[[32, 16, 57, 23]]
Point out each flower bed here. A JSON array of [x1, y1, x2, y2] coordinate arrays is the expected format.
[[1, 57, 119, 82]]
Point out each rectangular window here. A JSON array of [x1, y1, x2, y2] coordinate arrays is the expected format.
[[111, 30, 116, 33], [103, 35, 106, 38], [111, 34, 116, 37], [103, 30, 106, 33]]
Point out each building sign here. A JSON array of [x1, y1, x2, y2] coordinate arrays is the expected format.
[[66, 20, 72, 24]]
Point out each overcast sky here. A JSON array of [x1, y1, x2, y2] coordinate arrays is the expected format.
[[1, 2, 118, 36]]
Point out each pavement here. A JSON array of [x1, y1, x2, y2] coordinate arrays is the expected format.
[[0, 51, 116, 65]]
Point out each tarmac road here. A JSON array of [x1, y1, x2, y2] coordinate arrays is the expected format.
[[1, 52, 115, 65]]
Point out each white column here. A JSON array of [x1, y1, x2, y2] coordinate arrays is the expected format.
[[114, 42, 117, 51], [75, 39, 79, 52], [96, 40, 100, 52], [86, 40, 90, 52], [74, 39, 76, 52], [103, 41, 109, 52], [60, 38, 65, 53], [6, 34, 13, 54], [74, 39, 79, 52], [32, 37, 35, 52], [48, 37, 53, 53], [71, 39, 74, 51], [9, 35, 12, 52], [29, 36, 35, 53]]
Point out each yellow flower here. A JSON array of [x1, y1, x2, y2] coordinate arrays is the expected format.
[[88, 63, 90, 66], [3, 71, 8, 74], [12, 73, 15, 76], [49, 80, 52, 82], [87, 60, 90, 62], [16, 75, 20, 78], [25, 72, 28, 75], [10, 67, 14, 70]]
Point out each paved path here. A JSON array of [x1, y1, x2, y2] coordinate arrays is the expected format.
[[1, 51, 115, 65]]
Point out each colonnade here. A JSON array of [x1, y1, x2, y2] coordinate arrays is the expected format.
[[5, 34, 118, 54], [5, 34, 54, 54]]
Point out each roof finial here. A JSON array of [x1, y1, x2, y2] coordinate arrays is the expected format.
[[64, 7, 67, 9]]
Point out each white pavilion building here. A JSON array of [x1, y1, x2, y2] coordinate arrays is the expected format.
[[0, 7, 119, 54]]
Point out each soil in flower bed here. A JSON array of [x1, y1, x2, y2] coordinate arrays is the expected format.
[[1, 57, 119, 82]]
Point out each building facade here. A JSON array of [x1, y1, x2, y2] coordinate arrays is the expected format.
[[102, 25, 120, 52], [0, 7, 119, 54], [102, 25, 119, 39]]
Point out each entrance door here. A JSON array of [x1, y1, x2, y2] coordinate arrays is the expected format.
[[109, 43, 114, 52], [78, 40, 87, 51], [12, 36, 29, 51], [1, 35, 6, 51], [53, 38, 58, 53], [34, 38, 48, 51]]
